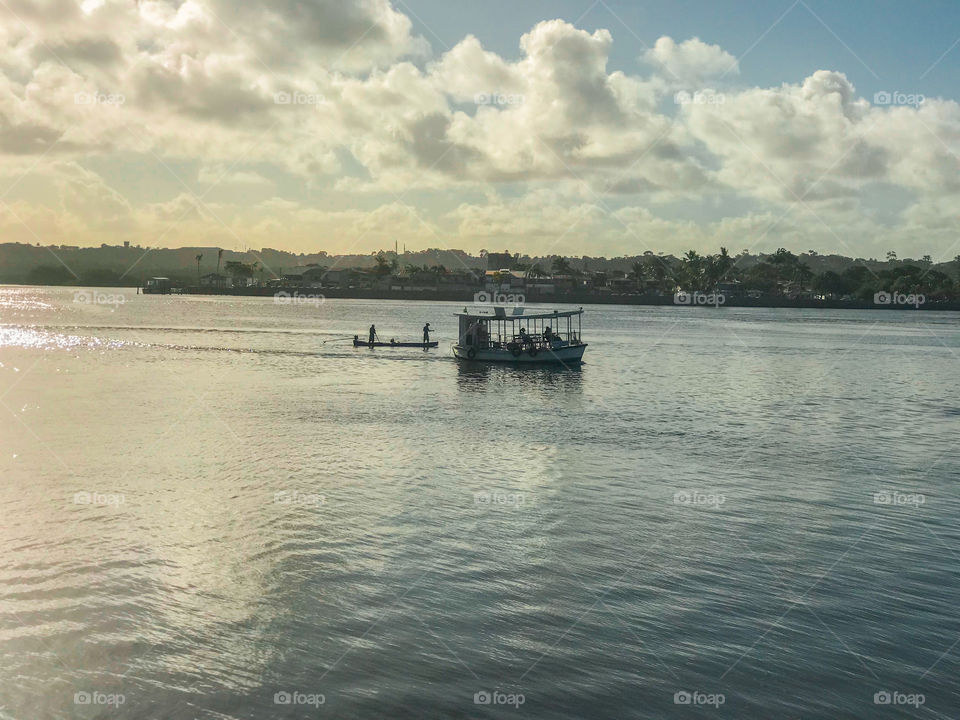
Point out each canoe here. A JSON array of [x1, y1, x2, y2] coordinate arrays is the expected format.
[[354, 339, 438, 348]]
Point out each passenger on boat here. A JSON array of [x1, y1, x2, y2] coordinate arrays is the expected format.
[[467, 320, 481, 346], [477, 323, 488, 348], [543, 326, 553, 343], [423, 323, 431, 342], [368, 325, 376, 343]]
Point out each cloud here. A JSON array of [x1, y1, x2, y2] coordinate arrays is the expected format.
[[0, 3, 957, 257], [206, 0, 429, 70], [426, 22, 691, 188], [683, 71, 880, 201], [428, 35, 523, 101], [643, 36, 738, 83]]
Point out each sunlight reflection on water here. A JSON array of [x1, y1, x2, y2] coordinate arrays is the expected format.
[[0, 286, 958, 720]]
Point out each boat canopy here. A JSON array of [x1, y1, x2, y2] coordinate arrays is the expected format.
[[455, 307, 583, 320], [455, 306, 584, 351]]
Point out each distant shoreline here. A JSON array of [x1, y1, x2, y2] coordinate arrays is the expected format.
[[160, 287, 960, 310], [9, 283, 959, 311]]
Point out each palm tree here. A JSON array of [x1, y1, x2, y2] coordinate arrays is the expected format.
[[374, 252, 391, 277], [714, 247, 733, 283], [768, 247, 799, 292], [526, 263, 546, 279], [699, 247, 734, 290], [769, 247, 796, 276], [216, 248, 224, 275], [630, 260, 646, 290], [195, 253, 203, 286], [551, 256, 572, 276], [681, 250, 703, 289], [794, 262, 813, 291], [634, 254, 671, 294]]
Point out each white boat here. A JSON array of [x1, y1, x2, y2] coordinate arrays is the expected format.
[[452, 307, 587, 364]]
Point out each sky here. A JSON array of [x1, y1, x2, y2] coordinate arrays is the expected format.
[[1, 0, 959, 259]]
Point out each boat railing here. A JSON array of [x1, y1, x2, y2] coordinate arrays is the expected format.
[[463, 327, 582, 350], [501, 332, 577, 349]]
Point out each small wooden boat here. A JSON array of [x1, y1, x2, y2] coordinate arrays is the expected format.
[[353, 336, 438, 348]]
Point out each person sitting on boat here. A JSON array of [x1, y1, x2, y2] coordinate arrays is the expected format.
[[477, 322, 488, 348], [519, 327, 529, 346], [468, 320, 481, 346], [543, 326, 553, 343], [423, 323, 431, 343], [368, 324, 376, 344]]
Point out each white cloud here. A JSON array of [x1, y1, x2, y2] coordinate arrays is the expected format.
[[683, 71, 879, 201], [0, 3, 957, 257], [643, 36, 738, 84]]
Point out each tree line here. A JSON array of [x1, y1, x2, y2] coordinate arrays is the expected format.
[[20, 246, 960, 300], [625, 248, 958, 299]]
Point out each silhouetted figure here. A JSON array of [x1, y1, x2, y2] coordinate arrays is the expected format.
[[468, 320, 481, 346], [543, 326, 553, 343], [423, 323, 431, 343], [368, 325, 376, 344]]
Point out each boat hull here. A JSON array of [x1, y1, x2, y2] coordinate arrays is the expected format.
[[354, 340, 438, 348], [453, 343, 586, 364]]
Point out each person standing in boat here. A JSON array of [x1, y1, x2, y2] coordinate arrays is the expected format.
[[368, 324, 376, 344], [423, 323, 431, 343]]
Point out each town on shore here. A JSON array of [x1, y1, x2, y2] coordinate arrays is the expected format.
[[5, 242, 960, 310]]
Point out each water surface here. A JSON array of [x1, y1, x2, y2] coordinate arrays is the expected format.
[[1, 286, 958, 719]]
